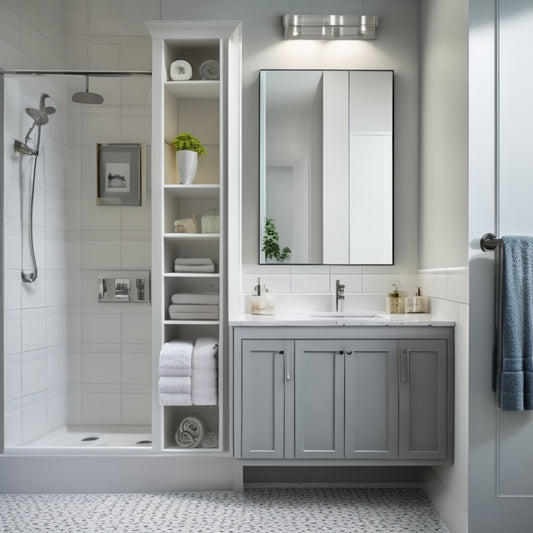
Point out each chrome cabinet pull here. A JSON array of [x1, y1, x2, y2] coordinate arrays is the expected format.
[[279, 350, 291, 381], [400, 350, 410, 382]]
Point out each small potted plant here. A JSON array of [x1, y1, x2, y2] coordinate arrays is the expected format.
[[262, 218, 291, 263], [169, 132, 206, 184]]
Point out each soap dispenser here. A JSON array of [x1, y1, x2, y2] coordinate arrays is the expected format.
[[385, 284, 405, 314], [249, 277, 276, 315], [405, 287, 429, 313]]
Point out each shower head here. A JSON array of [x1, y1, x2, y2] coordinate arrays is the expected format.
[[26, 107, 49, 125], [25, 94, 56, 126], [72, 75, 104, 104]]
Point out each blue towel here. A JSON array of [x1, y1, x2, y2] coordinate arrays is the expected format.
[[497, 236, 533, 410]]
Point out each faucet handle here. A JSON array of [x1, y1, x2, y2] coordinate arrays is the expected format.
[[336, 279, 345, 293]]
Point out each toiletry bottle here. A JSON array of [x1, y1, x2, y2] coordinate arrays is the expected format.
[[250, 277, 275, 315], [406, 287, 429, 313], [386, 284, 404, 314]]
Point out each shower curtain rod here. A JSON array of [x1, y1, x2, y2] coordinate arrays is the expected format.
[[1, 69, 151, 77]]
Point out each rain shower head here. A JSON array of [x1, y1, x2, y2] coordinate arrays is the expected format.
[[72, 75, 104, 104]]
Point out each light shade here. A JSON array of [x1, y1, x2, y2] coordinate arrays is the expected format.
[[282, 14, 379, 40]]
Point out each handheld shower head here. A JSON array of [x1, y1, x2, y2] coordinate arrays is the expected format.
[[25, 94, 56, 127]]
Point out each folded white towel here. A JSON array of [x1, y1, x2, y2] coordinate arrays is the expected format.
[[169, 304, 219, 314], [171, 293, 219, 305], [192, 337, 218, 405], [158, 376, 191, 394], [159, 340, 193, 377], [160, 340, 194, 358], [159, 392, 192, 406], [192, 337, 218, 369], [174, 264, 215, 273], [169, 311, 219, 320], [175, 257, 213, 266]]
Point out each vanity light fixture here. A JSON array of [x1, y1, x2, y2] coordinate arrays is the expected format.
[[282, 14, 379, 40]]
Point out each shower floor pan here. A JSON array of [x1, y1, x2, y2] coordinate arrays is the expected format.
[[21, 426, 152, 449]]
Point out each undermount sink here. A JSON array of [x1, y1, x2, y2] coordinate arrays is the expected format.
[[310, 311, 378, 318]]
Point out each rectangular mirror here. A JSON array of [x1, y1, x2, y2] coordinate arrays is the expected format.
[[259, 69, 393, 265]]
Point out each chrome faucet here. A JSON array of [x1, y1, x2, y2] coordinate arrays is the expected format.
[[335, 279, 345, 312]]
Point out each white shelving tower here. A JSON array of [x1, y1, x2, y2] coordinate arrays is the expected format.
[[147, 21, 241, 454]]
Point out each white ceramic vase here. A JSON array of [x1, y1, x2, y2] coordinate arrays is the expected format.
[[176, 150, 198, 184]]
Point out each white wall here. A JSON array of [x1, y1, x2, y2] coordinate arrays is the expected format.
[[162, 0, 421, 309], [418, 1, 469, 532]]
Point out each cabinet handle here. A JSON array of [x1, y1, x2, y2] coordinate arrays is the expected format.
[[280, 350, 291, 381], [400, 350, 410, 382], [338, 350, 344, 355], [346, 350, 352, 355]]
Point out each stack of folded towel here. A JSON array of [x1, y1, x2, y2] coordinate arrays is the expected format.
[[158, 338, 219, 407], [174, 257, 215, 273], [158, 340, 193, 406], [169, 292, 219, 320], [192, 337, 218, 405]]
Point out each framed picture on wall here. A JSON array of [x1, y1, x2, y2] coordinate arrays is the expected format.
[[97, 143, 142, 206]]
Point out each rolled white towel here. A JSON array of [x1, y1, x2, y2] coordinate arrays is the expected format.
[[174, 257, 214, 266], [175, 416, 205, 448], [158, 376, 191, 394], [159, 340, 193, 377], [159, 392, 192, 406], [171, 293, 219, 305], [202, 432, 218, 448]]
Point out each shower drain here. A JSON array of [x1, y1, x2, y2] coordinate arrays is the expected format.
[[81, 436, 99, 442]]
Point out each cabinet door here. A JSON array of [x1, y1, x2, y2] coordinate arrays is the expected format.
[[345, 340, 398, 459], [239, 340, 293, 459], [398, 339, 448, 460], [295, 341, 344, 459]]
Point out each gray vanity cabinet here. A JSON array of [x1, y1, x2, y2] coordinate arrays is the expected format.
[[398, 339, 448, 460], [294, 341, 344, 459], [344, 340, 399, 459], [238, 340, 294, 459], [233, 326, 453, 464]]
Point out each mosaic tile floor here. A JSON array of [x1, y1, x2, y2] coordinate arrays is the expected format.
[[0, 487, 449, 533]]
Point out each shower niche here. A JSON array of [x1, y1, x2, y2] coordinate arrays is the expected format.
[[148, 21, 241, 453]]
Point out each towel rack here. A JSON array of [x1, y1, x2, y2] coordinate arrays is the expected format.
[[480, 232, 502, 251]]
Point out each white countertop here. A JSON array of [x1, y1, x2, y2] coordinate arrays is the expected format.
[[229, 313, 455, 327]]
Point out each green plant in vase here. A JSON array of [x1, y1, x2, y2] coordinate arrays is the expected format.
[[262, 218, 291, 263], [169, 132, 207, 155], [169, 133, 206, 184]]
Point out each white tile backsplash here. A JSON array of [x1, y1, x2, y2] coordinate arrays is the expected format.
[[290, 273, 330, 293]]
